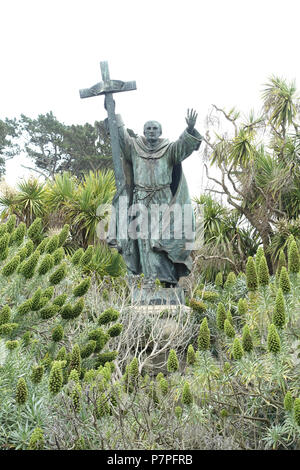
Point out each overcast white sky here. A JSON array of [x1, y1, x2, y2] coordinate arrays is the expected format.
[[1, 0, 299, 196]]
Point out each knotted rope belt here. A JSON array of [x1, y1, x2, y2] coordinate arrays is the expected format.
[[133, 183, 170, 206]]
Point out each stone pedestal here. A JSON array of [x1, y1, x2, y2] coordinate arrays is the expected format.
[[131, 285, 185, 306]]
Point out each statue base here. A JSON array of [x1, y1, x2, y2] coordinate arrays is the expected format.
[[131, 284, 185, 306]]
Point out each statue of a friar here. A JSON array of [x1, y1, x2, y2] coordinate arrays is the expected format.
[[79, 62, 202, 287], [106, 102, 202, 287]]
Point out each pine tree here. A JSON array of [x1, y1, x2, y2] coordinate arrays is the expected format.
[[198, 317, 210, 350], [246, 256, 258, 291]]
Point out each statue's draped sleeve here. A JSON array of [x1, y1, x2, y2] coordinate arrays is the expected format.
[[170, 128, 202, 165], [114, 114, 133, 163]]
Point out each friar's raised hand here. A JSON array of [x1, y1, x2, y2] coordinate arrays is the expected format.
[[185, 108, 198, 133]]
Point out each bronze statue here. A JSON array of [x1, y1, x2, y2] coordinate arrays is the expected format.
[[80, 62, 202, 287]]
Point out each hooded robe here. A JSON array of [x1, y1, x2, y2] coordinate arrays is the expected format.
[[107, 115, 202, 285]]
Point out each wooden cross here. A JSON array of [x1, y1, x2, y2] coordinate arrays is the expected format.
[[79, 61, 136, 191]]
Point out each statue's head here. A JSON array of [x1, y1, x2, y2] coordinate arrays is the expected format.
[[143, 120, 162, 145]]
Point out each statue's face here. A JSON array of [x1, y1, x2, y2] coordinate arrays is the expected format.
[[143, 121, 162, 145]]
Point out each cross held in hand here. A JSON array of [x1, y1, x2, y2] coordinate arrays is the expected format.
[[79, 61, 137, 191]]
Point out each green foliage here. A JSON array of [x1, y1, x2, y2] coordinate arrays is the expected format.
[[6, 215, 16, 233], [27, 218, 43, 243], [0, 305, 11, 324], [96, 351, 118, 367], [174, 406, 183, 419], [267, 324, 281, 354], [279, 267, 291, 293], [294, 398, 300, 426], [284, 392, 293, 412], [167, 349, 179, 372], [181, 381, 193, 406], [288, 240, 300, 273], [20, 250, 40, 279], [31, 365, 44, 384], [13, 222, 26, 246], [18, 299, 33, 315], [237, 298, 248, 316], [58, 224, 69, 247], [0, 322, 18, 335], [43, 286, 54, 300], [40, 304, 60, 320], [28, 427, 44, 450], [80, 246, 93, 266], [98, 308, 120, 325], [273, 288, 286, 328], [45, 236, 59, 255], [246, 257, 258, 291], [159, 377, 168, 395], [49, 361, 64, 395], [52, 324, 64, 342], [224, 271, 236, 288], [258, 255, 270, 286], [53, 294, 67, 307], [242, 325, 253, 352], [30, 288, 42, 311], [216, 302, 227, 330], [80, 340, 97, 358], [52, 247, 65, 266], [255, 247, 265, 273], [71, 248, 84, 266], [16, 378, 28, 405], [129, 357, 139, 382], [69, 344, 81, 375], [0, 233, 9, 260], [198, 317, 210, 350], [187, 344, 196, 365], [215, 271, 223, 287], [6, 340, 19, 350], [232, 338, 243, 360], [49, 263, 67, 285], [224, 319, 235, 338], [73, 278, 91, 297], [189, 298, 207, 313], [107, 323, 123, 337]]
